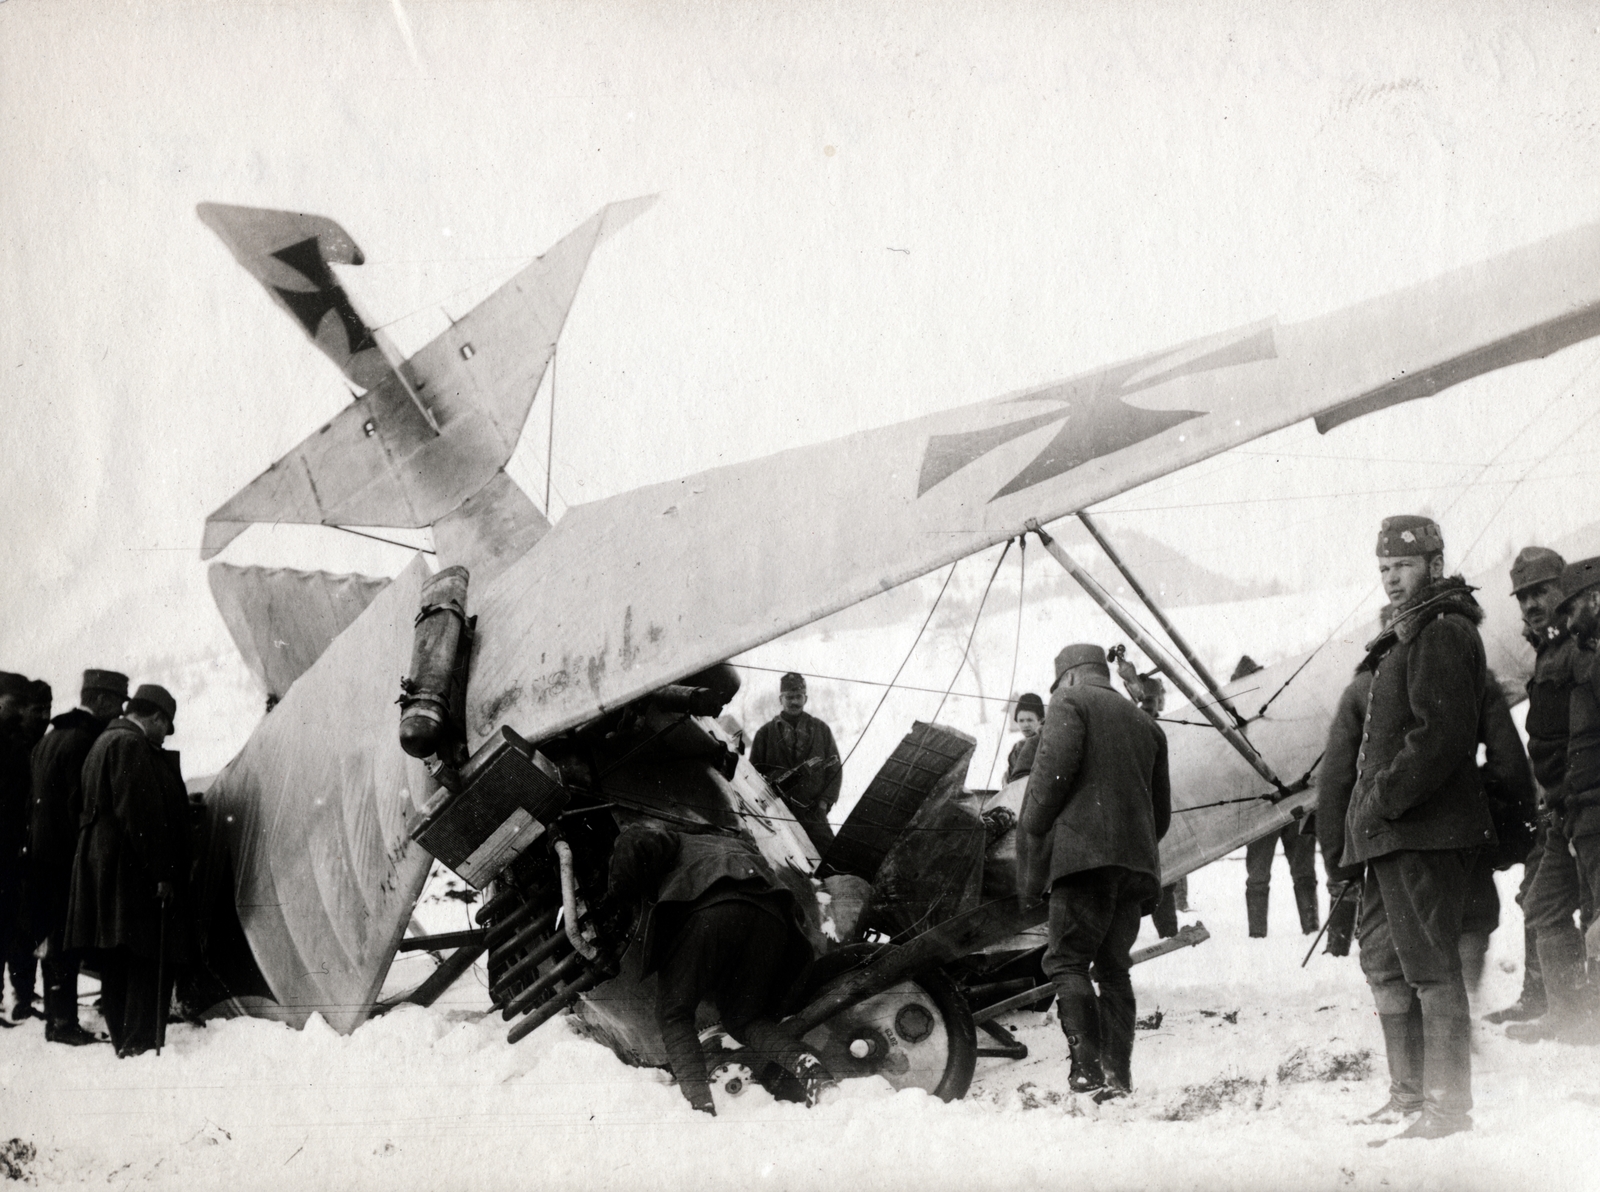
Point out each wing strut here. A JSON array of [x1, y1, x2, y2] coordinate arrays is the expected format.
[[1025, 518, 1291, 797], [1075, 511, 1247, 729]]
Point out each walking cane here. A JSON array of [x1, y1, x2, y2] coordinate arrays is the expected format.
[[155, 896, 168, 1057], [1301, 881, 1356, 968]]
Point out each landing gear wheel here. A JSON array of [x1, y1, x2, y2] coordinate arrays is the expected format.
[[794, 944, 977, 1101]]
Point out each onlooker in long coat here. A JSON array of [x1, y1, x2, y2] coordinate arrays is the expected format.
[[64, 684, 189, 1057], [1020, 643, 1170, 1102], [29, 669, 127, 1044], [1343, 516, 1493, 1142], [749, 672, 842, 853]]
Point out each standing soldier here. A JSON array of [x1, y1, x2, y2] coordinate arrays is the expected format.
[[1509, 556, 1600, 1043], [28, 669, 126, 1045], [1020, 643, 1170, 1102], [3, 679, 54, 1020], [1243, 822, 1320, 938], [1343, 516, 1493, 1141], [64, 684, 190, 1058], [0, 672, 36, 1022], [749, 673, 842, 853], [1004, 692, 1044, 784]]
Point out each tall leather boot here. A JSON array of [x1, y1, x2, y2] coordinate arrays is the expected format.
[[1485, 923, 1547, 1023], [1246, 888, 1269, 939], [1508, 927, 1600, 1044], [1392, 1014, 1472, 1139], [1361, 1004, 1424, 1122], [1058, 987, 1104, 1093], [1097, 987, 1135, 1102], [1293, 880, 1320, 935]]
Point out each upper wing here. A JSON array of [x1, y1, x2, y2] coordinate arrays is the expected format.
[[465, 218, 1600, 752], [199, 196, 657, 559]]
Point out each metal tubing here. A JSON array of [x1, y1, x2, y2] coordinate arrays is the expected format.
[[490, 931, 573, 999], [1027, 520, 1287, 794], [502, 951, 585, 1020], [476, 885, 521, 926], [1076, 510, 1246, 727], [486, 902, 558, 952], [507, 969, 603, 1045], [553, 840, 599, 960], [398, 929, 486, 954]]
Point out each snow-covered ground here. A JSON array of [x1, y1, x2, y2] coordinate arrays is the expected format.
[[4, 858, 1594, 1191]]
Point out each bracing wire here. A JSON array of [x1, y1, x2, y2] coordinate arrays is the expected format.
[[983, 537, 1027, 788], [932, 540, 1012, 724], [842, 561, 960, 767]]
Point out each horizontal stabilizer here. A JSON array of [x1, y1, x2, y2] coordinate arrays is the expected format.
[[208, 563, 391, 700], [199, 196, 657, 560]]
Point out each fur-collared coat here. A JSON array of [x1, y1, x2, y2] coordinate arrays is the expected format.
[[1341, 577, 1496, 866]]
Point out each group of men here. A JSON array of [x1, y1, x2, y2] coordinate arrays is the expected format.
[[0, 668, 191, 1057]]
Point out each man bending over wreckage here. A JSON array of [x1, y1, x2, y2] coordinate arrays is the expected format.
[[605, 824, 836, 1114]]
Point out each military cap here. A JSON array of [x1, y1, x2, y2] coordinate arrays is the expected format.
[[1376, 515, 1444, 558], [779, 671, 807, 693], [0, 672, 31, 699], [1053, 643, 1109, 684], [1510, 546, 1566, 596], [82, 669, 129, 698], [1013, 692, 1044, 721], [1556, 556, 1600, 611], [127, 683, 177, 725], [29, 679, 51, 706]]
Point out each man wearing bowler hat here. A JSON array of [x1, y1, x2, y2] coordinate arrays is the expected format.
[[1020, 643, 1170, 1102], [1343, 516, 1494, 1141], [27, 669, 127, 1044], [1508, 555, 1600, 1044], [64, 683, 190, 1057]]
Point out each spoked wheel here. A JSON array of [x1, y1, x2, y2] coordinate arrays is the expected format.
[[794, 944, 977, 1101]]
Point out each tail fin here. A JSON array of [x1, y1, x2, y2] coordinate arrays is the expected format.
[[196, 203, 394, 391], [198, 195, 657, 561]]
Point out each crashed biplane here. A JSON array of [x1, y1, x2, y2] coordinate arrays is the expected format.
[[189, 196, 1600, 1100]]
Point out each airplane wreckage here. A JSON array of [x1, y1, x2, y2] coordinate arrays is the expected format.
[[186, 197, 1600, 1101]]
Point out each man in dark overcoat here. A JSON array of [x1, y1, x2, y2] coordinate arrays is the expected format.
[[1020, 643, 1170, 1101], [749, 673, 842, 853], [64, 683, 190, 1057], [3, 679, 54, 1019], [0, 672, 37, 1022], [1343, 515, 1494, 1141], [605, 823, 830, 1114], [1485, 547, 1566, 1025], [28, 669, 126, 1044]]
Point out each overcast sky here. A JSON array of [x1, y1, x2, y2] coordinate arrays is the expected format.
[[5, 1, 1600, 748]]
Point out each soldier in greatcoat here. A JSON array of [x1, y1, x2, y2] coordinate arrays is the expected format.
[[749, 673, 842, 853], [0, 672, 37, 1022], [1342, 516, 1494, 1141], [1020, 643, 1170, 1102], [27, 669, 126, 1044], [63, 684, 190, 1057], [1485, 546, 1566, 1025], [1508, 556, 1600, 1043]]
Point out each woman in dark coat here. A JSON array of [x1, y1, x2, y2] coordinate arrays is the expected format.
[[64, 685, 190, 1057]]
